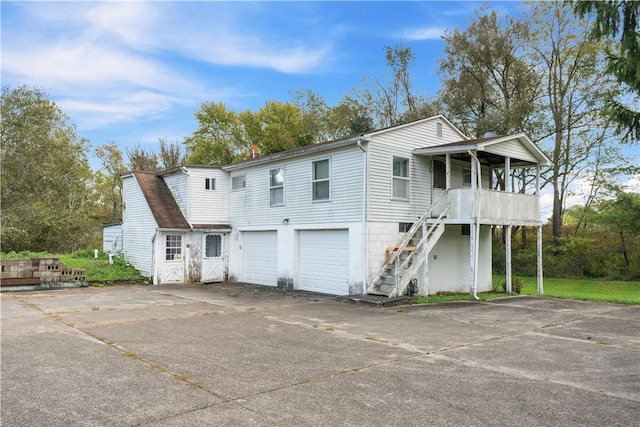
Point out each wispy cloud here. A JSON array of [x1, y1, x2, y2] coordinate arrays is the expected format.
[[398, 26, 446, 41], [2, 1, 337, 132]]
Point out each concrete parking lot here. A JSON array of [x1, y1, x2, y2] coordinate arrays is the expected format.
[[1, 283, 639, 426]]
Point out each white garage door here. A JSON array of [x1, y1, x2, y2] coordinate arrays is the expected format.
[[243, 231, 278, 286], [299, 230, 349, 295]]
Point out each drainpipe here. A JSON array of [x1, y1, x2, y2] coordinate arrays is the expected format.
[[151, 231, 158, 285], [358, 138, 368, 294], [467, 150, 481, 300]]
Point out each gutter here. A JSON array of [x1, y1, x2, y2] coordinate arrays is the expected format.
[[222, 135, 363, 171]]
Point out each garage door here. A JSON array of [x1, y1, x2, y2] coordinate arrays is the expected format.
[[243, 231, 278, 286], [299, 230, 349, 295]]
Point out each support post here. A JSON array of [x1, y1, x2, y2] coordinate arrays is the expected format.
[[422, 220, 428, 297], [506, 225, 512, 294], [537, 225, 544, 294], [445, 153, 451, 190]]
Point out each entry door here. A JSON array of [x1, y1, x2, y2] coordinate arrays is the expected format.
[[160, 233, 185, 283], [202, 233, 224, 283], [432, 159, 447, 216]]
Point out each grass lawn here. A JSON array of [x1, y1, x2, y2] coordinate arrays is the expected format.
[[415, 276, 639, 305], [2, 250, 145, 284], [518, 276, 640, 305]]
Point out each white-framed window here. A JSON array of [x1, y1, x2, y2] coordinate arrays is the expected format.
[[392, 156, 410, 200], [165, 234, 182, 261], [270, 167, 284, 206], [463, 167, 472, 187], [205, 178, 216, 190], [232, 175, 246, 191], [312, 158, 330, 201], [205, 234, 222, 258]]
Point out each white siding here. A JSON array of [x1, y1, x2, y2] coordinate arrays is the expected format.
[[368, 118, 463, 223], [426, 225, 492, 294], [186, 167, 230, 224], [102, 224, 122, 255], [229, 145, 364, 226], [122, 176, 158, 277], [486, 140, 538, 164], [163, 173, 189, 219]]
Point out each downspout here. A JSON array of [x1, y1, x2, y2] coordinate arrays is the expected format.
[[467, 150, 481, 300], [358, 138, 368, 295], [151, 230, 158, 285]]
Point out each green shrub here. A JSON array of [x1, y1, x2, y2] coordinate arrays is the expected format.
[[498, 276, 523, 294]]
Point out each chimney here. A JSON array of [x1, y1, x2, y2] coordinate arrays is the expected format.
[[250, 144, 258, 159]]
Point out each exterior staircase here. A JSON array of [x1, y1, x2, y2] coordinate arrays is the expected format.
[[367, 191, 449, 298]]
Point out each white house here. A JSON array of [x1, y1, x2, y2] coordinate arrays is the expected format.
[[112, 116, 551, 298]]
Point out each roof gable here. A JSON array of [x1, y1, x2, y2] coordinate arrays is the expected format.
[[223, 115, 468, 171], [413, 133, 552, 166], [134, 172, 190, 229]]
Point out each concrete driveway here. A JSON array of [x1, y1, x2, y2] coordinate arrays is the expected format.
[[1, 283, 638, 426]]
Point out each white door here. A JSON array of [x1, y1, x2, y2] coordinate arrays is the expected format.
[[160, 233, 184, 283], [299, 230, 349, 295], [202, 233, 224, 283], [243, 231, 278, 286]]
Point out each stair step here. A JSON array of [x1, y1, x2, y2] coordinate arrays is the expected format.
[[371, 282, 396, 296]]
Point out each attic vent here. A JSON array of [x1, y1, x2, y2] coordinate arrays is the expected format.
[[436, 122, 443, 138]]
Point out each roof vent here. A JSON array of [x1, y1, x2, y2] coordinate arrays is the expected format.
[[483, 131, 497, 138]]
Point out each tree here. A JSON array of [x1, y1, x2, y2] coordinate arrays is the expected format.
[[126, 142, 160, 171], [158, 137, 185, 170], [438, 7, 541, 138], [1, 85, 95, 252], [347, 44, 438, 128], [240, 101, 313, 156], [290, 89, 375, 142], [94, 141, 126, 223], [526, 1, 610, 244], [184, 102, 247, 165], [574, 0, 640, 142]]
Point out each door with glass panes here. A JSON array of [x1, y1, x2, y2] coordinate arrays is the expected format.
[[202, 233, 224, 282]]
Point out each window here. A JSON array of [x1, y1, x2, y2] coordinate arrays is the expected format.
[[312, 159, 330, 201], [436, 122, 443, 138], [205, 234, 222, 258], [232, 175, 246, 190], [463, 167, 472, 187], [392, 157, 410, 199], [461, 225, 471, 236], [270, 167, 284, 206], [433, 160, 446, 189], [165, 235, 182, 260], [205, 178, 216, 190], [399, 222, 414, 233]]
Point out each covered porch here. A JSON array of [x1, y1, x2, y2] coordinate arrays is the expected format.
[[414, 133, 552, 296]]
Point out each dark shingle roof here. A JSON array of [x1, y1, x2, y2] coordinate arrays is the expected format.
[[134, 172, 190, 229]]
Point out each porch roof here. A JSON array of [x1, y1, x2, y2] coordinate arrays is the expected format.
[[413, 133, 552, 167]]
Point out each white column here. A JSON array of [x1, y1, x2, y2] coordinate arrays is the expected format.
[[537, 225, 544, 294], [445, 153, 451, 190], [506, 225, 512, 294], [422, 221, 428, 297], [505, 157, 511, 193]]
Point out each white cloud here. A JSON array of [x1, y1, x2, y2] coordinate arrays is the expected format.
[[399, 26, 446, 41], [623, 174, 640, 193]]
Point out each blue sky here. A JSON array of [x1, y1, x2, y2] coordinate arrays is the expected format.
[[2, 0, 523, 169]]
